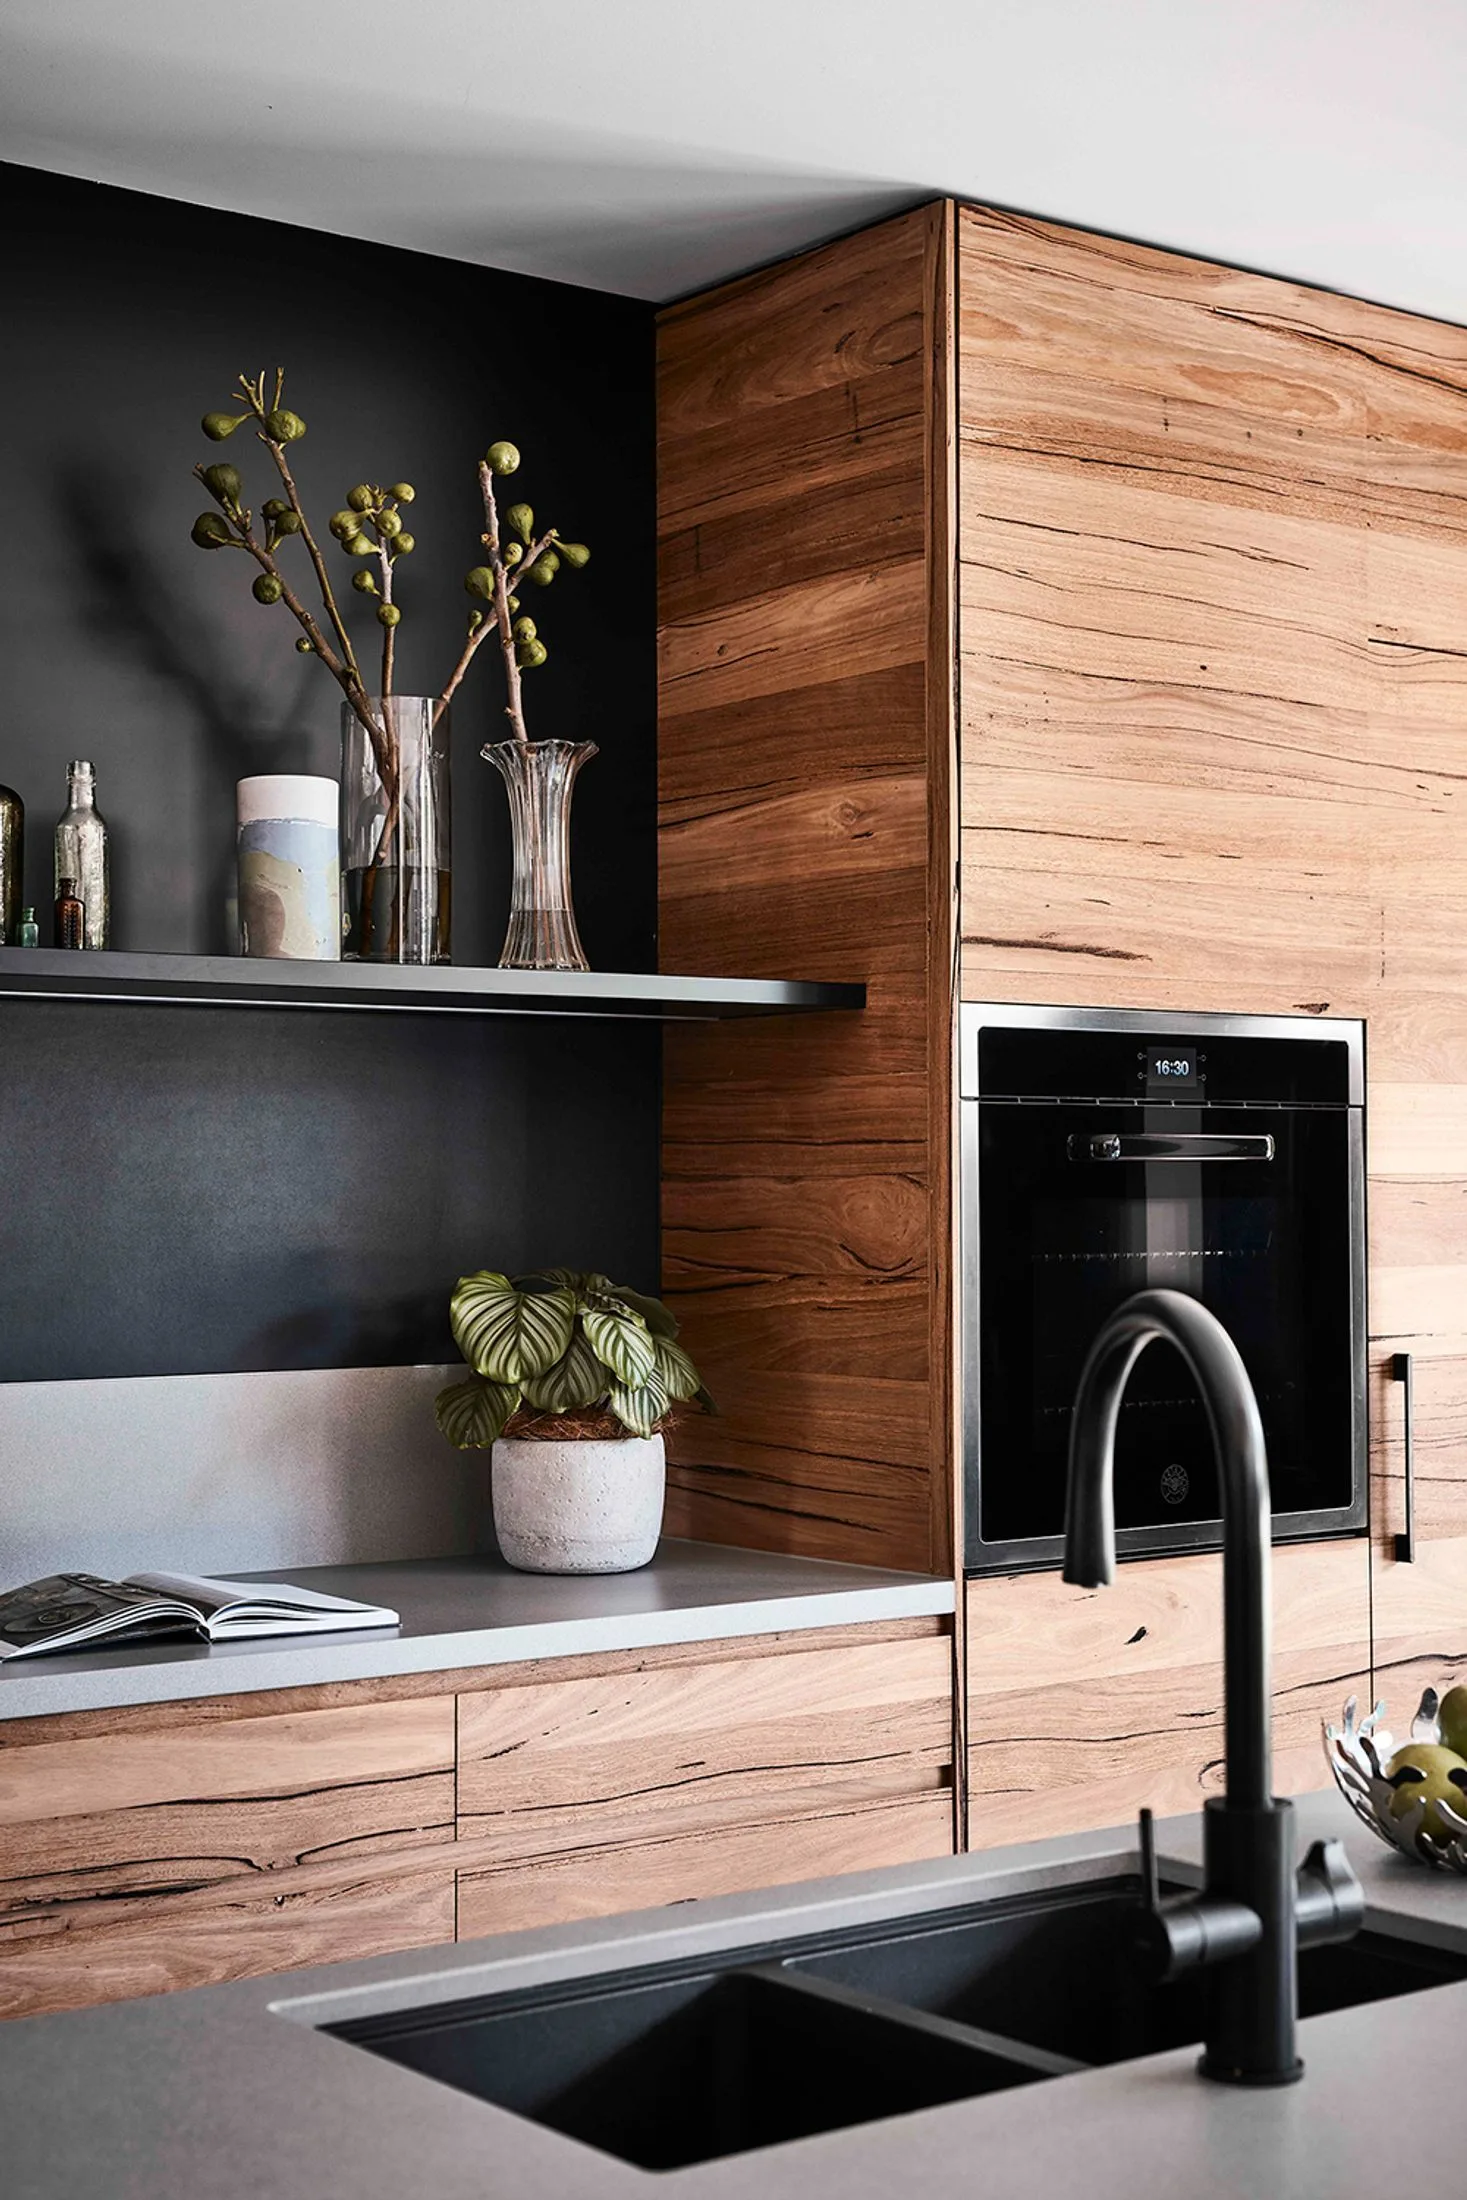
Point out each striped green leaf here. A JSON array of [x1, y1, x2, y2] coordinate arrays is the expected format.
[[451, 1271, 576, 1384], [521, 1328, 610, 1414], [609, 1365, 671, 1438], [653, 1334, 704, 1403], [582, 1302, 657, 1386], [434, 1372, 521, 1448]]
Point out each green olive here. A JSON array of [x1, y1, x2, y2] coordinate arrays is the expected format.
[[390, 482, 416, 502], [393, 531, 415, 554], [557, 541, 590, 569], [201, 462, 242, 506], [486, 440, 520, 475], [252, 572, 284, 604], [465, 566, 496, 600], [351, 569, 378, 594], [202, 410, 247, 440], [512, 615, 537, 642], [347, 483, 374, 512], [377, 508, 402, 537], [505, 501, 534, 544], [190, 512, 232, 549], [377, 602, 401, 628], [266, 408, 306, 442]]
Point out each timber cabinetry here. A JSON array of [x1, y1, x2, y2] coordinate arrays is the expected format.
[[657, 200, 1467, 1840], [0, 1615, 953, 2019]]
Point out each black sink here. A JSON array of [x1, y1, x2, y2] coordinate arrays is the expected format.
[[325, 1873, 1467, 2169], [328, 1961, 1070, 2171], [790, 1875, 1467, 2067]]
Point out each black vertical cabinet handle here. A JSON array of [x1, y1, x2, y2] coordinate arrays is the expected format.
[[1392, 1351, 1415, 1564]]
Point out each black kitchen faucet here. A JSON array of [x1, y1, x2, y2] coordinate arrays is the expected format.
[[1063, 1288, 1364, 2084]]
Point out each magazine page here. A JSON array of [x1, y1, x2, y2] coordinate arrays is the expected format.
[[0, 1574, 199, 1659], [126, 1573, 400, 1634]]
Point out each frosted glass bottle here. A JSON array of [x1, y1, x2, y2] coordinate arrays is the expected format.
[[54, 760, 109, 950]]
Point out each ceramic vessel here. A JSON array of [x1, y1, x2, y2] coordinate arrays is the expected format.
[[236, 774, 340, 959], [490, 1433, 665, 1574]]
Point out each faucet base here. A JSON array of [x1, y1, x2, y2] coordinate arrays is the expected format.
[[1197, 2052, 1304, 2088], [1199, 1794, 1302, 2085]]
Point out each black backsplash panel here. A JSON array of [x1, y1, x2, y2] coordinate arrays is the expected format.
[[0, 166, 659, 1382], [0, 1000, 659, 1383]]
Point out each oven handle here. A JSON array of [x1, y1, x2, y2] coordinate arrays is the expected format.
[[1069, 1132, 1277, 1164]]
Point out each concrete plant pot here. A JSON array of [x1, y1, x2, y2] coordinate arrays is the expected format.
[[490, 1433, 665, 1574]]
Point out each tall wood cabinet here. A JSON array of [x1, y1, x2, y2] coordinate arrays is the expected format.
[[657, 201, 1467, 1846]]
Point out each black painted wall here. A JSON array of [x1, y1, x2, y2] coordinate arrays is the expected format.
[[0, 165, 659, 1383]]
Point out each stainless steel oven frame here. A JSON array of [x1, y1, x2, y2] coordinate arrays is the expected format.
[[959, 1002, 1368, 1576]]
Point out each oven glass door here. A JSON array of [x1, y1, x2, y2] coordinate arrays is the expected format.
[[974, 1101, 1357, 1556]]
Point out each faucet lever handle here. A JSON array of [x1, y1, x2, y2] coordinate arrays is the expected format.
[[1139, 1805, 1161, 1913], [1295, 1837, 1364, 1949]]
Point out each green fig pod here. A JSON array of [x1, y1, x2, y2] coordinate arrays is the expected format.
[[468, 608, 484, 630], [202, 410, 247, 440], [377, 602, 401, 628], [558, 541, 590, 569], [252, 572, 284, 604], [351, 569, 378, 594], [201, 462, 242, 506], [527, 551, 559, 587], [272, 510, 302, 536], [504, 542, 523, 564], [393, 531, 415, 554], [507, 595, 520, 613], [505, 502, 534, 545], [347, 483, 374, 512], [296, 636, 314, 653], [347, 535, 374, 556], [390, 482, 416, 502], [190, 511, 232, 549], [465, 566, 496, 600], [262, 497, 290, 520], [511, 615, 537, 641], [377, 508, 402, 537], [486, 440, 520, 475], [517, 638, 548, 669], [265, 408, 306, 443], [329, 510, 358, 540]]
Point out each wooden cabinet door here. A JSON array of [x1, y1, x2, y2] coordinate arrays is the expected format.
[[454, 1625, 955, 1937], [0, 1693, 456, 2017], [965, 1540, 1369, 1848]]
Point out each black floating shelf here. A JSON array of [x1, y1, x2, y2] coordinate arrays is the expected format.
[[0, 947, 865, 1021]]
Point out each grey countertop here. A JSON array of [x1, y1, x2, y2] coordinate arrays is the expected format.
[[0, 1540, 955, 1719], [4, 1787, 1466, 2200]]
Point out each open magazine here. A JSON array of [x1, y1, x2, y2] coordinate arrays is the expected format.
[[0, 1571, 401, 1659]]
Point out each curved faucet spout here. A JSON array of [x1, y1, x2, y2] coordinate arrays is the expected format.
[[1062, 1288, 1273, 1810]]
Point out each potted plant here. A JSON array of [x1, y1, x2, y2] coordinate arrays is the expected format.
[[189, 380, 591, 966], [435, 1269, 711, 1574]]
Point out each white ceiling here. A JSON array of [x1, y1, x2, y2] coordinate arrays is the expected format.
[[2, 0, 1464, 319]]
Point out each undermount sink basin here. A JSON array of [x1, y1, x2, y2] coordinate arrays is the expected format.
[[326, 1874, 1467, 2171]]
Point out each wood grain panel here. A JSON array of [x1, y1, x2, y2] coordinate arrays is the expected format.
[[457, 1793, 952, 1938], [966, 1541, 1369, 1847], [658, 202, 957, 1570], [457, 1627, 954, 1934], [0, 1857, 454, 2019]]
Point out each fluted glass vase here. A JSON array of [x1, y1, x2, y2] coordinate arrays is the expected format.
[[340, 697, 451, 964], [483, 738, 597, 972]]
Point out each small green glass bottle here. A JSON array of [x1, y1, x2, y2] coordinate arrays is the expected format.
[[16, 905, 38, 948]]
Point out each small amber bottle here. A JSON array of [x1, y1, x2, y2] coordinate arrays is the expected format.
[[56, 878, 84, 950]]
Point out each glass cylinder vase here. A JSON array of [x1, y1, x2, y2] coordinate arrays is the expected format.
[[483, 738, 597, 972], [340, 697, 451, 964]]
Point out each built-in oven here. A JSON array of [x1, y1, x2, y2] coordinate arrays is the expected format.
[[961, 1004, 1366, 1576]]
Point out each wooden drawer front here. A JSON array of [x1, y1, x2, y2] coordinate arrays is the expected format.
[[966, 1542, 1369, 1849], [456, 1632, 954, 1932], [0, 1696, 456, 2016]]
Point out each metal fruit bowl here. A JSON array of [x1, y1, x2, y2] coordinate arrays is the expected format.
[[1324, 1689, 1467, 1872]]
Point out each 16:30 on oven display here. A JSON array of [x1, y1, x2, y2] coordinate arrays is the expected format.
[[1140, 1047, 1204, 1091]]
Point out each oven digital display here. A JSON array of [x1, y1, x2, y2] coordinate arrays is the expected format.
[[1143, 1046, 1202, 1091]]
